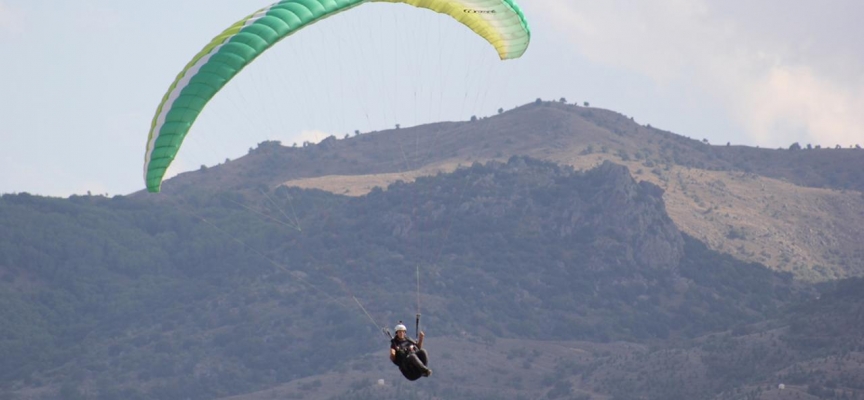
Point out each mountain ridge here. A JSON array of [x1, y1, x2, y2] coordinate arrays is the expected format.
[[148, 101, 864, 281], [2, 157, 829, 400], [4, 101, 861, 399]]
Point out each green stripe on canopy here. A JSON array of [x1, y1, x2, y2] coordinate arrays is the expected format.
[[144, 0, 530, 192]]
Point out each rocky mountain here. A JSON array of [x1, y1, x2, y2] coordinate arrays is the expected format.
[[152, 100, 864, 281], [1, 157, 825, 400], [5, 99, 862, 399]]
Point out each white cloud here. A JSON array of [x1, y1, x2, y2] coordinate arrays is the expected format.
[[740, 64, 864, 147], [531, 0, 864, 147]]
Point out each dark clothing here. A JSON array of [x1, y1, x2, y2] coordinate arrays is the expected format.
[[400, 349, 429, 381], [390, 337, 419, 360], [390, 337, 430, 381]]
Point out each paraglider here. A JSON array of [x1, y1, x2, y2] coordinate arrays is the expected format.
[[143, 0, 531, 193], [389, 322, 431, 380], [142, 0, 531, 379]]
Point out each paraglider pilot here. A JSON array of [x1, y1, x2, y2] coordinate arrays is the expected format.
[[390, 322, 432, 380]]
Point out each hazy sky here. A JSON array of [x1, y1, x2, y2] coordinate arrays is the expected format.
[[1, 0, 862, 197]]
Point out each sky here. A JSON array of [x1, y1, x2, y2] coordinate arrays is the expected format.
[[1, 0, 862, 197]]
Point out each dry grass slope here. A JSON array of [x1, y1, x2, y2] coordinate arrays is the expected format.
[[164, 101, 864, 281]]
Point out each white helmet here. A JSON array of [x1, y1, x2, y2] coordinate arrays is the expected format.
[[394, 323, 407, 332]]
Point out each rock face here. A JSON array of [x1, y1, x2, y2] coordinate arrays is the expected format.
[[579, 161, 684, 271], [2, 157, 808, 400], [402, 157, 686, 273], [332, 157, 791, 342], [148, 101, 864, 281]]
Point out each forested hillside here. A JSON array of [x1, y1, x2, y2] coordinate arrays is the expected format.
[[0, 158, 820, 400], [156, 101, 864, 281]]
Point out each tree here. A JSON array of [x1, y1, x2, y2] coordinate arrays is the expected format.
[[789, 142, 802, 150], [616, 149, 631, 161], [354, 130, 360, 136], [470, 115, 478, 122], [344, 134, 350, 139], [583, 101, 590, 107], [292, 142, 297, 148], [395, 124, 400, 129], [559, 97, 567, 103], [498, 107, 504, 114], [806, 143, 812, 150]]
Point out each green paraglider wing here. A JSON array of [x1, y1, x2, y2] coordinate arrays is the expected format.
[[144, 0, 530, 193]]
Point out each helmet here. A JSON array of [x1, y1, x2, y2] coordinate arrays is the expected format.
[[394, 323, 407, 332]]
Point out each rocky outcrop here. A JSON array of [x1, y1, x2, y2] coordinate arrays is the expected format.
[[373, 157, 684, 274]]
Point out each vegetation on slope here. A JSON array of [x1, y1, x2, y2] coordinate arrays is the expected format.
[[0, 158, 809, 399]]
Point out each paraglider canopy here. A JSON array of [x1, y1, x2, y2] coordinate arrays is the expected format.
[[143, 0, 531, 193]]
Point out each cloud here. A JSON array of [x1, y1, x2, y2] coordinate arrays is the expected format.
[[740, 64, 864, 147], [531, 0, 864, 147]]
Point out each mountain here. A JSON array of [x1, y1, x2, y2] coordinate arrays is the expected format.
[[151, 100, 864, 282], [1, 156, 827, 400], [4, 99, 862, 399]]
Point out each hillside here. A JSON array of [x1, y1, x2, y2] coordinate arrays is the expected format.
[[152, 101, 864, 281], [225, 278, 864, 400], [1, 158, 820, 400]]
